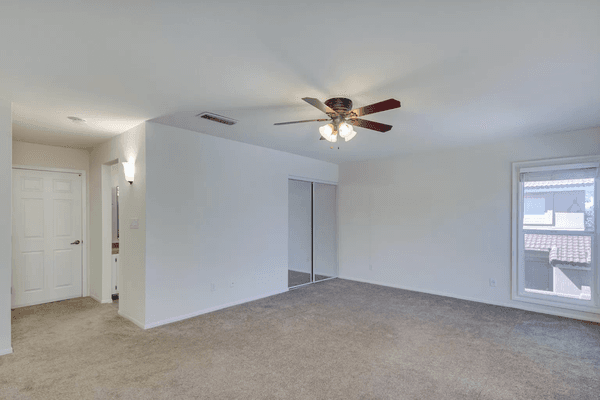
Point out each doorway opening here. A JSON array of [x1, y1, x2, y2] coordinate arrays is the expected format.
[[101, 160, 120, 309], [110, 163, 120, 305], [288, 179, 338, 289]]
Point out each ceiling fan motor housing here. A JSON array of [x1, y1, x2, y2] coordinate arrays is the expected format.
[[325, 98, 353, 115]]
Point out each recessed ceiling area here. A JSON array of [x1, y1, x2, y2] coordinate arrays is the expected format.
[[2, 0, 599, 162]]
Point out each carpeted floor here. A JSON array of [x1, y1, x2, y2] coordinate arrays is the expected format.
[[1, 279, 599, 399]]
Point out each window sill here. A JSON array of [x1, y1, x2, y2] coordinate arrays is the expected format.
[[513, 291, 598, 313], [524, 288, 591, 301]]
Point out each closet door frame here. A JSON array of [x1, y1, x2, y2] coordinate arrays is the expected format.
[[288, 176, 338, 288]]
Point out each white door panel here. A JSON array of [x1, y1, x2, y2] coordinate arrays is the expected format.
[[12, 169, 82, 308]]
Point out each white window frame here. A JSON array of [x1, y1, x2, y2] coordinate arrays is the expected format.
[[511, 155, 600, 313]]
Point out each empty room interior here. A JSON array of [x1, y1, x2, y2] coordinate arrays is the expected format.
[[1, 1, 599, 399]]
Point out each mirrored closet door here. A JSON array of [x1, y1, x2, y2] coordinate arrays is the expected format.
[[288, 179, 337, 288]]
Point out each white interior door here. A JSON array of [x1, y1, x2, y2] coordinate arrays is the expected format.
[[12, 169, 83, 308]]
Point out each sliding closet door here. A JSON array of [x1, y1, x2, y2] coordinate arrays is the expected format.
[[313, 183, 337, 281], [288, 180, 312, 287]]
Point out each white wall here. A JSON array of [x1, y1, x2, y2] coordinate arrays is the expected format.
[[0, 102, 12, 355], [338, 127, 600, 322], [144, 122, 338, 327], [12, 141, 90, 172], [89, 124, 146, 327]]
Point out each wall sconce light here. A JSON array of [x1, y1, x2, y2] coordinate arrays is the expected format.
[[122, 161, 135, 185]]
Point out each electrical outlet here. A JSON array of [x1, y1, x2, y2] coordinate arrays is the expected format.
[[210, 283, 216, 292], [489, 278, 496, 287]]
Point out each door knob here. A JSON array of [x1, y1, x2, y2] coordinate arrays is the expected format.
[[71, 240, 81, 245]]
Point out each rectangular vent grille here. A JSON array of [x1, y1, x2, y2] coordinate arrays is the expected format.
[[196, 112, 237, 126]]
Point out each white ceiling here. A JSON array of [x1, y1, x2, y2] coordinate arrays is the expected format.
[[2, 0, 599, 162]]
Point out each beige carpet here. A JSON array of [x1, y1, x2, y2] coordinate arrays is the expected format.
[[1, 279, 599, 399]]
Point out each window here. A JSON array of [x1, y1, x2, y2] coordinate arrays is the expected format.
[[512, 157, 599, 311]]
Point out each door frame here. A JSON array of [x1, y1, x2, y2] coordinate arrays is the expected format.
[[12, 165, 88, 299]]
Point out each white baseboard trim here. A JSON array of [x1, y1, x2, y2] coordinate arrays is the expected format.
[[338, 275, 600, 324], [118, 310, 146, 329], [89, 294, 112, 304], [0, 347, 13, 356], [144, 288, 289, 330]]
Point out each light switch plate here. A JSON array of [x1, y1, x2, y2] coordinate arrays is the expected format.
[[130, 219, 139, 229]]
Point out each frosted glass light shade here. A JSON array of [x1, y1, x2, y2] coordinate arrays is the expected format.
[[338, 122, 352, 138], [319, 124, 336, 142], [344, 129, 357, 141], [122, 162, 135, 184]]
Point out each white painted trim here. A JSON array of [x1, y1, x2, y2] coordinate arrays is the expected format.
[[81, 170, 88, 298], [89, 293, 112, 304], [12, 165, 84, 174], [0, 347, 13, 356], [118, 310, 146, 329], [288, 175, 338, 186], [512, 292, 598, 313], [520, 162, 600, 173], [144, 288, 289, 329], [338, 275, 600, 323], [512, 155, 600, 169], [511, 162, 520, 302], [101, 163, 114, 303], [12, 165, 89, 298]]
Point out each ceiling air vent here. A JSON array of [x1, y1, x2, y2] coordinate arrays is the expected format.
[[196, 112, 237, 126]]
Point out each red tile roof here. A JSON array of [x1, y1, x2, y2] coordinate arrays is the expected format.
[[525, 234, 591, 266]]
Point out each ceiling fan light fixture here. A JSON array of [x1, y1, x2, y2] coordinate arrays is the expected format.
[[344, 129, 357, 142], [338, 122, 356, 138], [319, 123, 336, 142], [274, 97, 400, 144]]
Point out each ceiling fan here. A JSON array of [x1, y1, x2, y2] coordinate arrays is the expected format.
[[274, 97, 401, 142]]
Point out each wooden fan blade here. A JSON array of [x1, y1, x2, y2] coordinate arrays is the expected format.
[[274, 118, 330, 125], [302, 97, 339, 117], [348, 99, 400, 118], [347, 118, 393, 133]]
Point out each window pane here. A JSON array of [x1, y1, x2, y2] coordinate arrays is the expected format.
[[524, 194, 553, 225], [523, 179, 594, 232], [524, 233, 592, 301]]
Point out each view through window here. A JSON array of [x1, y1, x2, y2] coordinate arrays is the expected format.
[[518, 165, 597, 304]]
